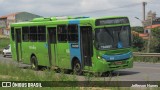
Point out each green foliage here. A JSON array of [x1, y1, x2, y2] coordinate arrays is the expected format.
[[152, 28, 160, 40], [0, 62, 78, 81], [151, 28, 160, 53], [132, 34, 145, 51], [131, 26, 144, 33], [0, 38, 10, 50], [0, 62, 81, 89], [133, 56, 160, 63]]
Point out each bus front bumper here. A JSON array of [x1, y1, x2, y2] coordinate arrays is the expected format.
[[88, 57, 133, 73]]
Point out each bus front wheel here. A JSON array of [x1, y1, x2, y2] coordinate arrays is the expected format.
[[73, 60, 82, 75], [30, 56, 38, 70]]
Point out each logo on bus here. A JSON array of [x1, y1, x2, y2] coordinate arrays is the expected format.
[[71, 44, 79, 48], [29, 45, 36, 50]]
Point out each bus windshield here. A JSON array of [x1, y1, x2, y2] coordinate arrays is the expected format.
[[95, 26, 131, 50]]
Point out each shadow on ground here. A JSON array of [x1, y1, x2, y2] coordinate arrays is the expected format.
[[111, 71, 140, 77]]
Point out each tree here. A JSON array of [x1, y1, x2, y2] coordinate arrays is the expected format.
[[132, 31, 145, 51], [151, 27, 160, 53]]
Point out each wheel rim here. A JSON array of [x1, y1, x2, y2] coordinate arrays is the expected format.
[[31, 58, 36, 69], [75, 63, 80, 72], [32, 63, 36, 68]]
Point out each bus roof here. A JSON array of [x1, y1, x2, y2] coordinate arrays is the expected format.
[[10, 16, 128, 27], [11, 16, 94, 27]]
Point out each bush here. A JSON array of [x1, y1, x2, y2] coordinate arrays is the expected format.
[[131, 26, 144, 33], [151, 28, 160, 53], [0, 38, 10, 50], [132, 31, 145, 51]]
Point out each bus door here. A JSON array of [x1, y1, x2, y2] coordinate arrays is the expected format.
[[15, 28, 22, 62], [80, 26, 93, 67], [47, 27, 57, 67]]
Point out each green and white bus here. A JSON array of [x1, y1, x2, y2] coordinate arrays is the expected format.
[[10, 16, 133, 75]]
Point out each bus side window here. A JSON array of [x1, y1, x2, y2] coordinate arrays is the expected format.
[[38, 26, 46, 42], [22, 27, 29, 42], [29, 26, 37, 42], [57, 25, 67, 42], [68, 24, 78, 43], [48, 27, 56, 43], [11, 27, 15, 41]]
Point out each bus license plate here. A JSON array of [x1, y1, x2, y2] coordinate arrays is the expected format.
[[114, 61, 123, 65]]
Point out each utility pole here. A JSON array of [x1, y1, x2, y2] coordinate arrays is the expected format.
[[142, 2, 147, 21], [147, 17, 152, 53], [142, 2, 150, 53]]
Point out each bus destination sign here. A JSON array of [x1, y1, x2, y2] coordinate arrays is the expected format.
[[95, 18, 129, 26]]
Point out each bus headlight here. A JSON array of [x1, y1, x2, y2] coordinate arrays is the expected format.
[[97, 56, 101, 59], [97, 56, 106, 61]]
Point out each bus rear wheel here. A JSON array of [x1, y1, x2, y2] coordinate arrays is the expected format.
[[73, 60, 82, 75], [30, 56, 38, 70]]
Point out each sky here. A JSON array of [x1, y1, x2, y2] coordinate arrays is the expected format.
[[0, 0, 159, 26]]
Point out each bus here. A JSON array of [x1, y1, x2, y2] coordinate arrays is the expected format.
[[10, 16, 133, 75]]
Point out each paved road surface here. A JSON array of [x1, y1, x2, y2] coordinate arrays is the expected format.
[[0, 54, 160, 81]]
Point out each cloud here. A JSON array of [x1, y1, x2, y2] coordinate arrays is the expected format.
[[131, 0, 154, 3], [80, 0, 116, 11], [0, 0, 159, 26]]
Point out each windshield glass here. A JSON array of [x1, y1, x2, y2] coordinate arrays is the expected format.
[[95, 26, 131, 50]]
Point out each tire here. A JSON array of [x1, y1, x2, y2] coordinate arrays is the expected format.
[[30, 56, 38, 70], [73, 60, 82, 75]]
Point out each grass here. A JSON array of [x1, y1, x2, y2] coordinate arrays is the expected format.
[[0, 38, 10, 48], [0, 61, 81, 90], [0, 62, 78, 81], [0, 37, 10, 54], [0, 61, 160, 90], [0, 61, 111, 90], [133, 56, 160, 63]]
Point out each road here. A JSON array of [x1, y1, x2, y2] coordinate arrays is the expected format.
[[0, 54, 160, 81]]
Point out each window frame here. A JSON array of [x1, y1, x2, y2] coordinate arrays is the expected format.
[[68, 24, 78, 43], [57, 25, 68, 43], [37, 26, 46, 42], [22, 26, 30, 42]]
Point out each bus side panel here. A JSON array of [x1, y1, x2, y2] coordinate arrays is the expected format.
[[57, 43, 71, 69], [10, 41, 17, 61], [22, 42, 49, 66], [21, 42, 31, 64], [69, 42, 81, 64], [34, 42, 49, 66], [68, 20, 82, 68], [50, 44, 57, 66]]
